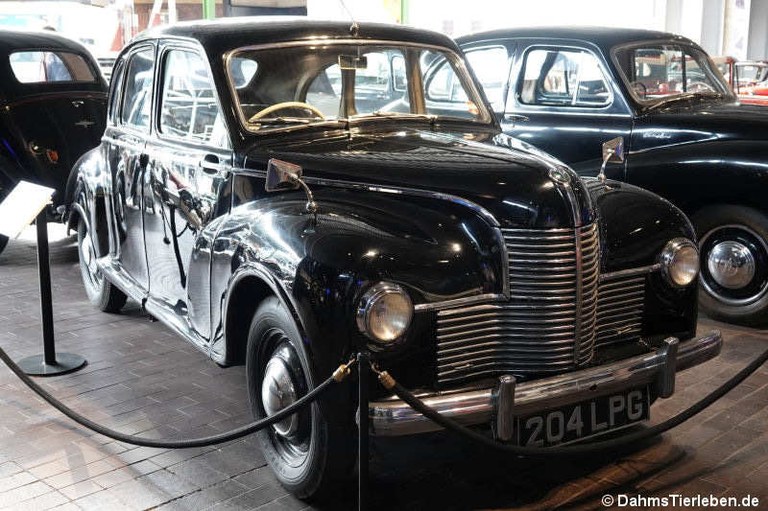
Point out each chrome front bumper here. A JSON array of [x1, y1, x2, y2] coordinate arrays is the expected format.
[[369, 330, 722, 437]]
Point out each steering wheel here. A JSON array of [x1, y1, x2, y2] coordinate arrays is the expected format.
[[248, 101, 326, 122], [630, 81, 647, 98]]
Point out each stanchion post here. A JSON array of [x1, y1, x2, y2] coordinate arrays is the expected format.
[[358, 351, 370, 511], [36, 210, 56, 365], [17, 212, 87, 376]]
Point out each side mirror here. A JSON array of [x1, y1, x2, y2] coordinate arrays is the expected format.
[[265, 159, 302, 192], [598, 137, 624, 183], [602, 137, 625, 164], [265, 158, 318, 214]]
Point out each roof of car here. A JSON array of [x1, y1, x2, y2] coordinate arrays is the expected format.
[[456, 26, 696, 50], [0, 29, 92, 55], [134, 16, 461, 54]]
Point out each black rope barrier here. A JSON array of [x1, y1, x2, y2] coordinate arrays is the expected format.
[[376, 348, 768, 456], [0, 347, 354, 449]]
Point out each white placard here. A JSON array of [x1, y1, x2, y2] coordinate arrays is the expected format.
[[0, 180, 55, 238]]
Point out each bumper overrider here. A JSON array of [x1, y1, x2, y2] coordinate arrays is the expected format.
[[369, 330, 722, 437]]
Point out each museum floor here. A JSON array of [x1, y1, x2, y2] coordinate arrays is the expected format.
[[0, 225, 766, 511]]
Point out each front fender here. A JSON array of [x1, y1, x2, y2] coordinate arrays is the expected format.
[[625, 139, 768, 216], [212, 189, 505, 384], [587, 177, 698, 342]]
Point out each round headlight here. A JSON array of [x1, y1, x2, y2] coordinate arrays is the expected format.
[[660, 238, 700, 287], [356, 282, 413, 345]]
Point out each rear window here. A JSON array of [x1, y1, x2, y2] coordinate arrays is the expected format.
[[9, 51, 97, 84]]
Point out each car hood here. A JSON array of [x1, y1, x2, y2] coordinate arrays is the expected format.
[[637, 98, 768, 143], [243, 128, 594, 230]]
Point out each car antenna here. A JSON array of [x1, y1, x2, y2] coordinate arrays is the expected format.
[[338, 0, 359, 36]]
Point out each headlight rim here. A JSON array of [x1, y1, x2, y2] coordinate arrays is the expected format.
[[660, 237, 700, 288], [356, 281, 413, 346]]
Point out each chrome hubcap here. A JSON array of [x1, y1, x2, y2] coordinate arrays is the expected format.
[[707, 241, 755, 289], [700, 224, 768, 306], [261, 350, 299, 437]]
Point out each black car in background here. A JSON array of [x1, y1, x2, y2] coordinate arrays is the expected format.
[[70, 18, 722, 498], [458, 27, 768, 325], [0, 29, 107, 254]]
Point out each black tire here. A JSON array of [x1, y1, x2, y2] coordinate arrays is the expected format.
[[77, 216, 127, 313], [0, 234, 7, 257], [246, 297, 354, 500], [693, 205, 768, 325]]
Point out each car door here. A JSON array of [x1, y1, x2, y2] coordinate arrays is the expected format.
[[143, 42, 231, 343], [106, 44, 156, 291], [468, 40, 633, 178]]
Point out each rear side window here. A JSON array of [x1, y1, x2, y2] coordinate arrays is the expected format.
[[121, 48, 155, 130], [519, 48, 610, 108], [9, 51, 96, 83]]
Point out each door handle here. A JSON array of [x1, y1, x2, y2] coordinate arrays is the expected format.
[[199, 154, 225, 174]]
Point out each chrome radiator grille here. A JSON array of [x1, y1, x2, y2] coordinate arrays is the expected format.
[[436, 224, 601, 386], [595, 274, 646, 347]]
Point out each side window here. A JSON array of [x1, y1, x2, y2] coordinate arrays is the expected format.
[[159, 49, 223, 145], [107, 58, 126, 124], [121, 48, 154, 130], [519, 48, 610, 108], [465, 46, 509, 111]]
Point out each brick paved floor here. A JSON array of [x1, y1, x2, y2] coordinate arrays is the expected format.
[[0, 225, 766, 510]]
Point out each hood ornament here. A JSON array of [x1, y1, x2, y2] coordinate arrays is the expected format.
[[265, 158, 318, 215], [599, 137, 625, 184]]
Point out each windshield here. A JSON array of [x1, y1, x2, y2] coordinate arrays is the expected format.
[[614, 43, 730, 105], [225, 43, 491, 132]]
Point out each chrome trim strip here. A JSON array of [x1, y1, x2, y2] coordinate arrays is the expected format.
[[369, 330, 722, 436], [600, 263, 661, 282], [414, 293, 505, 312]]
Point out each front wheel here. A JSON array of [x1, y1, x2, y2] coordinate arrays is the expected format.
[[694, 205, 768, 325], [246, 297, 354, 500], [77, 216, 126, 312]]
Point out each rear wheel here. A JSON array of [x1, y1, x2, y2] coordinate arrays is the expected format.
[[77, 216, 126, 312], [693, 205, 768, 325], [246, 297, 354, 500]]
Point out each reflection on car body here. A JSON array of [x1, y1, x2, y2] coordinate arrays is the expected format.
[[71, 19, 721, 499]]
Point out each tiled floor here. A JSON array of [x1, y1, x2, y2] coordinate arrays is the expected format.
[[0, 224, 766, 510]]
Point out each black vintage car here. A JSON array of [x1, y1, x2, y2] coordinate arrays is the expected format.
[[0, 29, 107, 254], [70, 18, 721, 498], [458, 27, 768, 325]]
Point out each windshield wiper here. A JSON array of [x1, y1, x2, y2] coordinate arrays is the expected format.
[[367, 111, 438, 122], [646, 91, 725, 111]]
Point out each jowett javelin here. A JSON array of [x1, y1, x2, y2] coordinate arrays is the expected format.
[[457, 27, 768, 325], [70, 18, 722, 498], [0, 29, 107, 256]]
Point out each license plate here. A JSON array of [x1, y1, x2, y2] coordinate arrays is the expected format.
[[515, 387, 650, 447]]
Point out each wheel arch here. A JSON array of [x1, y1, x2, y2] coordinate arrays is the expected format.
[[222, 265, 308, 366]]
